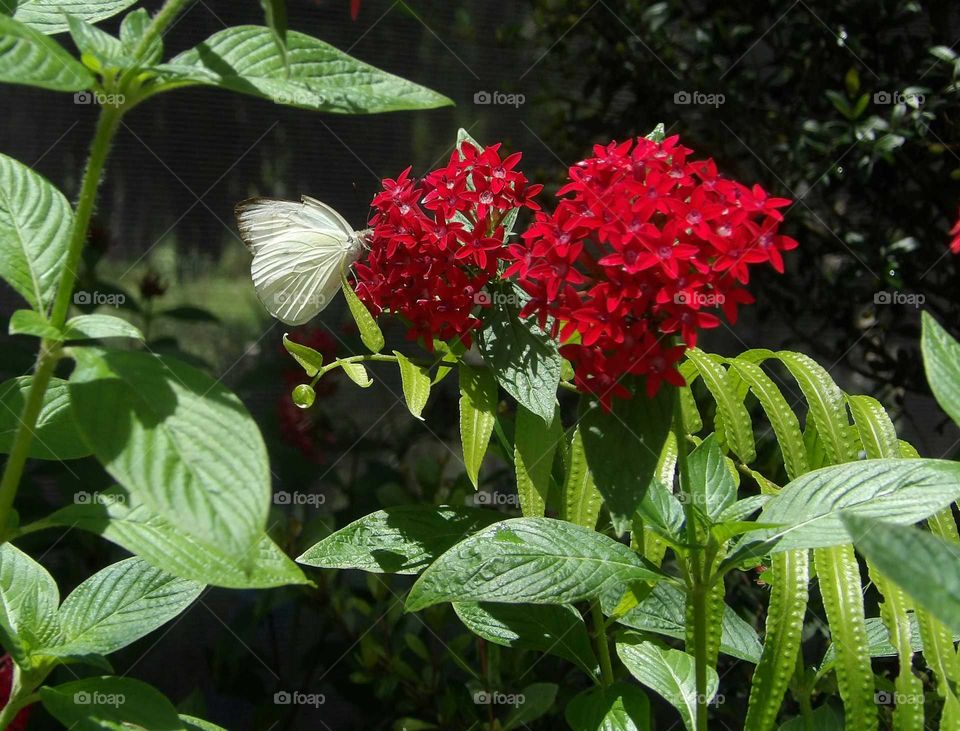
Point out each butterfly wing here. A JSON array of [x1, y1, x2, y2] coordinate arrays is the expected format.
[[236, 196, 363, 325]]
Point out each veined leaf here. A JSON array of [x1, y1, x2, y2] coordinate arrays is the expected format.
[[0, 151, 73, 312], [296, 506, 500, 575], [63, 314, 143, 341], [340, 359, 372, 387], [44, 488, 309, 589], [0, 376, 92, 460], [561, 426, 602, 529], [180, 716, 227, 731], [514, 403, 562, 517], [686, 348, 756, 463], [458, 364, 497, 488], [406, 518, 662, 611], [564, 683, 651, 731], [119, 9, 162, 64], [503, 683, 557, 730], [67, 13, 129, 69], [40, 676, 186, 731], [68, 349, 271, 563], [922, 312, 960, 429], [0, 542, 61, 669], [687, 433, 737, 522], [0, 14, 94, 89], [342, 270, 384, 352], [394, 351, 431, 420], [282, 333, 324, 376], [156, 26, 453, 113], [14, 0, 139, 35]]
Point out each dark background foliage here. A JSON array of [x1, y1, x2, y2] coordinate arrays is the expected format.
[[1, 0, 959, 728]]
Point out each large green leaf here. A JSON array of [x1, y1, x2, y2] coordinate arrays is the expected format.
[[616, 582, 762, 663], [0, 376, 92, 460], [477, 287, 561, 424], [40, 676, 186, 731], [579, 386, 674, 534], [156, 26, 452, 113], [564, 683, 651, 731], [453, 601, 597, 676], [514, 404, 562, 517], [67, 13, 130, 69], [405, 518, 661, 611], [756, 459, 960, 552], [0, 14, 93, 89], [616, 637, 719, 731], [0, 151, 73, 311], [394, 351, 431, 420], [0, 542, 61, 668], [41, 557, 202, 659], [922, 312, 960, 429], [64, 314, 144, 341], [458, 365, 497, 488], [686, 348, 756, 463], [14, 0, 139, 35], [686, 433, 737, 522], [68, 349, 270, 563], [296, 505, 501, 575], [44, 487, 308, 589], [561, 426, 602, 530], [343, 271, 383, 352], [844, 514, 960, 633]]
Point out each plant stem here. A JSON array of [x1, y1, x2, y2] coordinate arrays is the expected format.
[[591, 601, 614, 686], [673, 391, 708, 731], [132, 0, 192, 59], [0, 104, 122, 542]]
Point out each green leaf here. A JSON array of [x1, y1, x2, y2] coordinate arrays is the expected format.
[[41, 557, 202, 659], [0, 151, 73, 312], [0, 14, 93, 89], [8, 308, 61, 338], [67, 13, 129, 68], [14, 0, 139, 34], [818, 613, 955, 674], [64, 314, 143, 341], [922, 312, 960, 429], [394, 351, 431, 420], [616, 637, 719, 731], [296, 506, 501, 575], [477, 287, 561, 424], [564, 683, 651, 731], [514, 404, 562, 517], [342, 271, 384, 352], [180, 716, 227, 731], [687, 433, 737, 522], [778, 704, 844, 731], [340, 359, 372, 387], [561, 426, 602, 530], [156, 26, 453, 112], [0, 376, 92, 460], [756, 459, 960, 552], [405, 518, 661, 612], [686, 349, 756, 463], [503, 683, 557, 730], [0, 541, 62, 669], [616, 582, 762, 664], [68, 348, 270, 563], [579, 385, 674, 534], [844, 514, 960, 633], [44, 487, 309, 589], [282, 333, 324, 376], [40, 676, 186, 731], [453, 602, 597, 676], [119, 9, 162, 64], [259, 0, 287, 66], [458, 364, 497, 488]]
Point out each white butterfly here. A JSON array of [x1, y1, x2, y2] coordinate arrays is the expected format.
[[235, 196, 369, 325]]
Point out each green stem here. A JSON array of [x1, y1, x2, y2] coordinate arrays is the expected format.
[[310, 353, 450, 384], [131, 0, 192, 60], [673, 391, 708, 731], [591, 602, 614, 686]]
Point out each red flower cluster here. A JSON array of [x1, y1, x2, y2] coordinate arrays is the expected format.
[[506, 136, 795, 406], [354, 142, 541, 348], [950, 209, 960, 254], [0, 655, 30, 731]]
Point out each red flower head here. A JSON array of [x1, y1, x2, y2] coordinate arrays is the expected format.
[[950, 208, 960, 254], [353, 141, 542, 350], [0, 655, 31, 731], [507, 135, 795, 408]]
